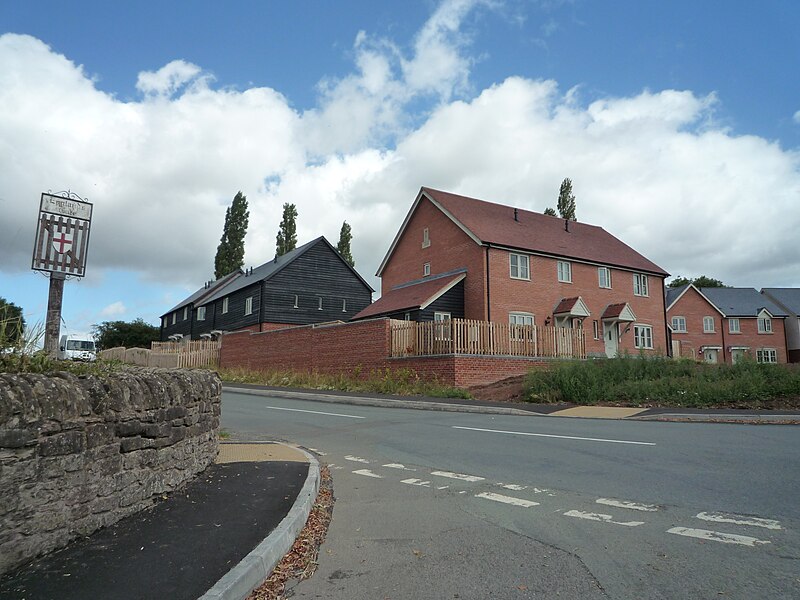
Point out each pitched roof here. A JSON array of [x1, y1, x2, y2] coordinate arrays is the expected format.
[[201, 236, 373, 305], [664, 284, 689, 309], [698, 287, 788, 318], [378, 187, 668, 277], [352, 271, 466, 320], [552, 296, 590, 317], [762, 288, 800, 314], [163, 269, 241, 316], [602, 302, 636, 321]]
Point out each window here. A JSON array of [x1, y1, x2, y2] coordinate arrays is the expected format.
[[172, 313, 176, 325], [162, 316, 168, 328], [342, 299, 347, 313], [222, 297, 229, 314], [293, 295, 299, 309], [318, 297, 323, 310], [423, 262, 431, 277], [434, 312, 451, 341], [634, 325, 653, 349], [183, 307, 188, 321], [758, 317, 772, 333], [729, 318, 740, 333], [197, 306, 206, 321], [509, 312, 534, 341], [592, 320, 599, 340], [756, 349, 777, 364], [598, 267, 611, 289], [557, 261, 572, 283], [633, 273, 649, 296], [404, 312, 411, 321], [671, 316, 687, 332], [703, 316, 715, 333], [510, 253, 530, 280], [422, 227, 430, 248], [244, 296, 253, 316]]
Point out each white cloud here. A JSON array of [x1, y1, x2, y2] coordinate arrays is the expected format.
[[100, 301, 126, 317], [794, 109, 800, 124], [1, 0, 799, 320]]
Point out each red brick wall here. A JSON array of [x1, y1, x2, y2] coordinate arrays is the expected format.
[[487, 248, 668, 356], [381, 196, 488, 320], [667, 288, 788, 363]]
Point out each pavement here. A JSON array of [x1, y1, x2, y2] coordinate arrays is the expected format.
[[0, 442, 319, 600]]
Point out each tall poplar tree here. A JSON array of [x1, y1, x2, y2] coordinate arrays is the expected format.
[[214, 191, 249, 278], [336, 221, 355, 267], [276, 203, 298, 257], [556, 178, 577, 221]]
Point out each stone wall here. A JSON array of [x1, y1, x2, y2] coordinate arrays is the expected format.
[[0, 368, 221, 575]]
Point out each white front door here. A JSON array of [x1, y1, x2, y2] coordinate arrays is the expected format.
[[731, 349, 746, 364], [603, 322, 618, 358], [704, 349, 719, 364]]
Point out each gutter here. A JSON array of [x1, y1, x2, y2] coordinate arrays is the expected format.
[[485, 245, 491, 321]]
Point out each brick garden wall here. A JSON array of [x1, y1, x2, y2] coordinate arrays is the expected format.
[[0, 368, 220, 575], [220, 318, 551, 387]]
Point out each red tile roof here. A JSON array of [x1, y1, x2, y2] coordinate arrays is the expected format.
[[602, 303, 630, 319], [422, 187, 668, 276], [352, 272, 465, 320], [553, 297, 581, 315]]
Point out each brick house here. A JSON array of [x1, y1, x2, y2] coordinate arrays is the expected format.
[[353, 187, 670, 357], [666, 285, 788, 363], [161, 236, 373, 340], [760, 288, 800, 363]]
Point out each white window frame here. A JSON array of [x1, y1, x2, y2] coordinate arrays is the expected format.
[[509, 253, 530, 280], [423, 262, 431, 277], [222, 297, 229, 314], [633, 273, 649, 297], [758, 317, 772, 333], [342, 299, 347, 313], [162, 316, 168, 328], [197, 306, 206, 322], [671, 316, 687, 333], [183, 307, 188, 321], [634, 325, 653, 349], [729, 318, 740, 333], [592, 319, 599, 340], [293, 295, 299, 309], [434, 311, 451, 341], [598, 267, 611, 289], [557, 261, 572, 283], [318, 297, 323, 310], [509, 312, 534, 341], [756, 349, 777, 364], [244, 296, 253, 316], [422, 227, 430, 248], [703, 316, 715, 333], [172, 313, 176, 325]]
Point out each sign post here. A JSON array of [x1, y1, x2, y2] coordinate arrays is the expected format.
[[31, 191, 93, 356]]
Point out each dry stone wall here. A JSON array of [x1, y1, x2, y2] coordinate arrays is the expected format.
[[0, 368, 221, 575]]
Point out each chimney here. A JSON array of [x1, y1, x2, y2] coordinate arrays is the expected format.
[[565, 219, 570, 232], [514, 208, 519, 222]]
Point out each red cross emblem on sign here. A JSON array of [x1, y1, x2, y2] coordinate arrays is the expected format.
[[52, 231, 73, 254]]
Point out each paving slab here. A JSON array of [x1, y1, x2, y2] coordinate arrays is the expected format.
[[549, 406, 649, 419]]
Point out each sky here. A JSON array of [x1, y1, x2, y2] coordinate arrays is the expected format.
[[1, 0, 799, 337]]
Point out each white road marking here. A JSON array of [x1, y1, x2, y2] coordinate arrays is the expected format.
[[401, 478, 431, 487], [499, 484, 527, 491], [430, 471, 485, 482], [564, 510, 644, 527], [437, 486, 449, 490], [383, 463, 417, 471], [667, 527, 771, 547], [344, 455, 370, 464], [476, 492, 540, 508], [696, 512, 782, 531], [263, 406, 365, 419], [453, 426, 655, 446], [352, 469, 382, 478], [459, 491, 467, 494], [596, 498, 658, 512], [307, 448, 327, 456]]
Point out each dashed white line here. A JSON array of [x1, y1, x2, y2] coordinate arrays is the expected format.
[[352, 469, 382, 478], [668, 527, 771, 547], [696, 512, 782, 531], [344, 455, 370, 464], [476, 492, 540, 508], [453, 425, 656, 446], [263, 406, 365, 419], [383, 463, 416, 471], [596, 498, 658, 512], [401, 478, 431, 487], [430, 471, 485, 482], [564, 510, 644, 527]]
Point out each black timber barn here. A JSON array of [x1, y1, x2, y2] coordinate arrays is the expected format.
[[160, 236, 374, 341]]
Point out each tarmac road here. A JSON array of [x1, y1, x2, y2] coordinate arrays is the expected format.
[[221, 389, 800, 600]]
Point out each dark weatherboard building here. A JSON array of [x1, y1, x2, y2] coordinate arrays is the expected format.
[[160, 236, 374, 341]]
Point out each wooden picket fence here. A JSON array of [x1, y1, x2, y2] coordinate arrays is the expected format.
[[390, 318, 585, 359], [150, 340, 221, 368]]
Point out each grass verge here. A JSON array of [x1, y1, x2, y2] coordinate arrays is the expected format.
[[524, 356, 800, 409], [218, 367, 470, 399]]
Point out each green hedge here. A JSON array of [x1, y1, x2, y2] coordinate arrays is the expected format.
[[524, 356, 800, 408]]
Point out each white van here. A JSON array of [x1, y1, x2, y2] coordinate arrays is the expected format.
[[59, 333, 97, 361]]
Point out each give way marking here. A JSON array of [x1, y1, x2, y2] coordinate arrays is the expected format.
[[696, 512, 782, 530], [668, 527, 770, 547], [452, 426, 655, 446], [476, 492, 539, 508]]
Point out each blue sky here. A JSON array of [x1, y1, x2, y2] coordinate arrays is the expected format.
[[1, 0, 799, 337]]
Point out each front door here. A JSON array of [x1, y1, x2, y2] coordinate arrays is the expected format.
[[703, 349, 719, 364], [603, 322, 618, 358]]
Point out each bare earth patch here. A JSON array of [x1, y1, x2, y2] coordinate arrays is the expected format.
[[247, 464, 334, 600], [468, 374, 527, 403]]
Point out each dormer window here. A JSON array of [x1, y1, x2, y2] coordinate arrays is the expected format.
[[422, 227, 430, 248], [758, 315, 772, 333]]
